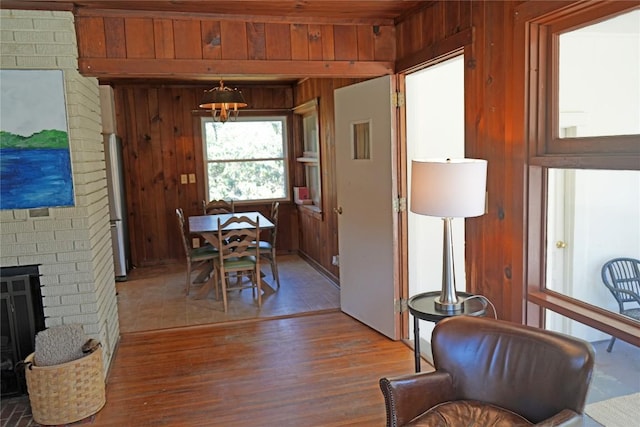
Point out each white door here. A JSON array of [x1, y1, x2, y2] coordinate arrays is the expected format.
[[334, 75, 399, 340]]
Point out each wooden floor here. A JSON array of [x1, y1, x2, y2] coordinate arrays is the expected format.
[[2, 256, 637, 426], [94, 311, 417, 426]]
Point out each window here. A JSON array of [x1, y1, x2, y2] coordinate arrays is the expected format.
[[202, 116, 289, 203], [526, 3, 640, 344], [294, 99, 322, 209]]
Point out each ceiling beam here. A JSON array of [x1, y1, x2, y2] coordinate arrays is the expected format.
[[78, 58, 395, 80]]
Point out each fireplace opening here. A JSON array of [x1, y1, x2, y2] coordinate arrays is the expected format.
[[1, 265, 45, 397]]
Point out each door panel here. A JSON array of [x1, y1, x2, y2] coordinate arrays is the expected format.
[[334, 75, 399, 339]]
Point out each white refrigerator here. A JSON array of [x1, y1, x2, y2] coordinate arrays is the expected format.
[[104, 133, 130, 281]]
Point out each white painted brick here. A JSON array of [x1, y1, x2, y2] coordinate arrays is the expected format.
[[71, 217, 89, 228], [62, 293, 95, 305], [0, 211, 17, 221], [44, 304, 81, 317], [18, 253, 57, 265], [56, 250, 91, 262], [1, 29, 15, 42], [36, 43, 77, 56], [0, 256, 19, 265], [37, 240, 74, 253], [39, 274, 60, 286], [74, 240, 92, 251], [63, 314, 97, 324], [1, 243, 38, 256], [78, 282, 97, 293], [40, 261, 77, 275], [0, 17, 35, 30], [7, 10, 54, 18], [0, 43, 36, 55], [54, 229, 90, 241], [15, 56, 58, 68], [45, 317, 62, 328], [0, 56, 17, 67], [0, 234, 17, 245], [33, 218, 72, 231], [83, 323, 100, 335], [33, 18, 73, 31], [0, 221, 35, 233], [13, 211, 29, 221], [60, 271, 94, 283], [17, 231, 56, 244], [14, 30, 55, 43], [41, 284, 79, 296], [54, 31, 75, 43], [81, 303, 98, 313], [42, 295, 61, 307], [56, 56, 78, 68]]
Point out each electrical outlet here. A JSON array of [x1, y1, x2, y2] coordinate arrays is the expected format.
[[332, 255, 340, 266], [188, 173, 196, 183], [192, 238, 200, 248], [180, 174, 188, 184]]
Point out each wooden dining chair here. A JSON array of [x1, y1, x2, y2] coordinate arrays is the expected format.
[[251, 201, 280, 289], [175, 208, 219, 296], [214, 216, 261, 312], [202, 199, 234, 215]]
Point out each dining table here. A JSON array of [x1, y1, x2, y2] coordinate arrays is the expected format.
[[188, 211, 276, 299]]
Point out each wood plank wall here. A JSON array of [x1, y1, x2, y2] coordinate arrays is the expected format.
[[112, 84, 299, 267], [394, 0, 531, 322], [293, 78, 364, 280]]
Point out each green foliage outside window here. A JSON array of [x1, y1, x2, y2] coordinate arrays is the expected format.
[[203, 118, 288, 202]]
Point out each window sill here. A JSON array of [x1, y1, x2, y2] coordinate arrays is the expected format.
[[528, 290, 640, 347], [297, 204, 323, 220], [296, 157, 318, 163]]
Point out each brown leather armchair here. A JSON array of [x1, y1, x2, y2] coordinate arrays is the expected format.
[[380, 316, 595, 426]]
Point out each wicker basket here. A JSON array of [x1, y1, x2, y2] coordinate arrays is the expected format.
[[24, 346, 106, 425]]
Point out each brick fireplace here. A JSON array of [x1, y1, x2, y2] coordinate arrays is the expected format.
[[0, 9, 120, 373]]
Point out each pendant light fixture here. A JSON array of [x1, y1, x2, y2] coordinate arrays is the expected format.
[[199, 80, 247, 123]]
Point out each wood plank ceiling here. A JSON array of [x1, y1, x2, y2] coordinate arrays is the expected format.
[[2, 1, 430, 22], [3, 0, 430, 85]]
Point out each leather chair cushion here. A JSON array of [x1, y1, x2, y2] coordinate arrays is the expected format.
[[407, 400, 533, 426]]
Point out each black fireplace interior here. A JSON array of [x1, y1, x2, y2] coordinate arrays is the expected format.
[[1, 265, 45, 397]]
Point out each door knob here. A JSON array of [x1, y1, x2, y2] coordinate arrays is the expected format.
[[556, 241, 567, 249], [334, 207, 343, 214]]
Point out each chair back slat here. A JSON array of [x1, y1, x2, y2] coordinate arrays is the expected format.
[[269, 202, 280, 248], [203, 199, 234, 215], [602, 257, 640, 306], [216, 216, 260, 262], [175, 208, 191, 256]]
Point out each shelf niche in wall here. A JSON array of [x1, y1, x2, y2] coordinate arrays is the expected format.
[[294, 98, 321, 213]]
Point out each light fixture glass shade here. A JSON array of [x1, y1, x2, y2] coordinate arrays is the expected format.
[[410, 158, 487, 218], [199, 80, 247, 122]]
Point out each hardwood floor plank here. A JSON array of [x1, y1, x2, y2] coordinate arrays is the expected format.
[[95, 312, 418, 426]]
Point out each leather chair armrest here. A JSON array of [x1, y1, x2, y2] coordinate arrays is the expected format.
[[534, 409, 585, 427], [379, 371, 455, 427]]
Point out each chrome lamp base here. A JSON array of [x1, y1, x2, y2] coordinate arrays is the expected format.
[[434, 217, 464, 313]]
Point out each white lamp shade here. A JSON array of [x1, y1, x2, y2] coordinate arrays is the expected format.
[[410, 158, 487, 218]]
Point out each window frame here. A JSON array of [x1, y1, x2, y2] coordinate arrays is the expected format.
[[201, 115, 291, 204], [532, 2, 640, 164], [525, 1, 640, 346]]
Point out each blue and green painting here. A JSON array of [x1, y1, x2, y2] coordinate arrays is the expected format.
[[0, 69, 74, 210]]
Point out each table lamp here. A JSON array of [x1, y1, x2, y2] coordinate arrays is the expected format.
[[410, 158, 488, 312]]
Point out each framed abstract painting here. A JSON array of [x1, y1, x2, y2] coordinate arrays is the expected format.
[[0, 69, 74, 210]]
